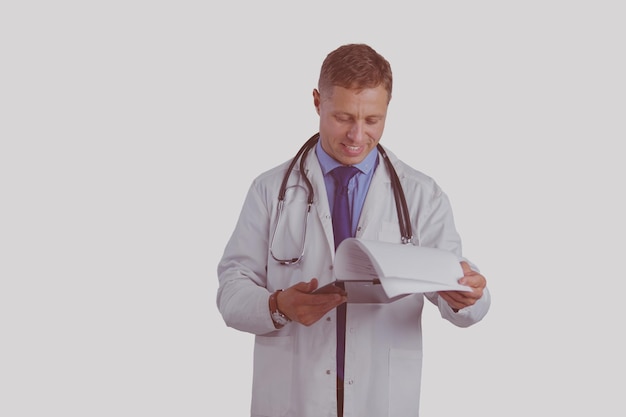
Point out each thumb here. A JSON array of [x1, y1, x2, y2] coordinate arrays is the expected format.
[[460, 261, 475, 276], [293, 278, 319, 293]]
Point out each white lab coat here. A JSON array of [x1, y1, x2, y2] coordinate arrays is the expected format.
[[217, 146, 490, 417]]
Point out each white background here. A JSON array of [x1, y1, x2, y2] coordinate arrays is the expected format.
[[1, 1, 625, 416]]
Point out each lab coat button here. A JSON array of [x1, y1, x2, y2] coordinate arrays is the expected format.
[[347, 379, 354, 385], [326, 317, 331, 321], [326, 369, 332, 375]]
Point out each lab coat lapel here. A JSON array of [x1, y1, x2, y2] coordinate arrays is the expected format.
[[358, 148, 395, 238], [299, 150, 336, 257]]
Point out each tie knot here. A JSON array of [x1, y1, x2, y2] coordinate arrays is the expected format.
[[331, 165, 359, 188]]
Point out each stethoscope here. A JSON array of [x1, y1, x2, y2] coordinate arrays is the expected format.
[[269, 133, 413, 265]]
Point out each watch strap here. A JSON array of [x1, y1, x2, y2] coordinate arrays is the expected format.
[[269, 290, 290, 328]]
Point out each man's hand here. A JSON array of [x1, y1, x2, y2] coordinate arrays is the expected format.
[[276, 278, 347, 326], [438, 261, 487, 312]]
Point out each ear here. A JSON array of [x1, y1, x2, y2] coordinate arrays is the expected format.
[[312, 89, 321, 115]]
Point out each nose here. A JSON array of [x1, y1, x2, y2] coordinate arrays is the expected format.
[[346, 122, 364, 143]]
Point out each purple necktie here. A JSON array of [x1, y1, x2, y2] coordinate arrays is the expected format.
[[331, 166, 359, 249], [330, 165, 359, 382]]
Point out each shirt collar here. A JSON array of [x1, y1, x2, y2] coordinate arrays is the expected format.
[[315, 138, 379, 176]]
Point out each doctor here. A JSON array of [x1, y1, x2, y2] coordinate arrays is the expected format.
[[217, 43, 490, 417]]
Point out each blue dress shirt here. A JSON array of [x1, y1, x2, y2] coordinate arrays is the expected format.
[[315, 139, 379, 238]]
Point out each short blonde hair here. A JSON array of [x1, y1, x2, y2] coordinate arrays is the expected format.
[[318, 43, 393, 103]]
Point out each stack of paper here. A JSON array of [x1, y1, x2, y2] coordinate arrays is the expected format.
[[331, 238, 471, 303]]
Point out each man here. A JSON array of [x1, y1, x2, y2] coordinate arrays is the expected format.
[[217, 43, 490, 417]]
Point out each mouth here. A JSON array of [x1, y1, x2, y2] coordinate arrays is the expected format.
[[343, 144, 363, 154]]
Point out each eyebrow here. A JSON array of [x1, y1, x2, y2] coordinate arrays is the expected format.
[[334, 111, 384, 119]]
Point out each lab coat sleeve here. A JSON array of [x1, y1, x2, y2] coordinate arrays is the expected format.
[[216, 179, 278, 335], [417, 181, 491, 327], [426, 285, 491, 328]]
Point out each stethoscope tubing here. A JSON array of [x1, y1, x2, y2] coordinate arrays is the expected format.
[[270, 133, 413, 265]]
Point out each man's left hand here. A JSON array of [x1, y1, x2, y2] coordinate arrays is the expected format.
[[438, 261, 486, 312]]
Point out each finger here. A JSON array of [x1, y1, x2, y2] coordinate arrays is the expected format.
[[438, 291, 462, 310], [311, 283, 347, 296], [463, 273, 486, 290], [439, 290, 465, 304], [309, 292, 346, 307], [443, 287, 482, 304], [291, 278, 319, 293], [294, 295, 346, 326], [460, 261, 475, 276]]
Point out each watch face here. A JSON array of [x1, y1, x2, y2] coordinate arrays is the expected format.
[[272, 311, 289, 325]]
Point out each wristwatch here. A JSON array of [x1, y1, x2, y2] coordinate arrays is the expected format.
[[269, 290, 290, 328]]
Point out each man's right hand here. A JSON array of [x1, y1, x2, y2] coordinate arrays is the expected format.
[[277, 278, 347, 326]]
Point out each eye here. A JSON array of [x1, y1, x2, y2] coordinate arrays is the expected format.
[[366, 117, 381, 125], [335, 114, 352, 123]]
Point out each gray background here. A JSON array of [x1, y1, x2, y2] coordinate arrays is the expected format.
[[2, 1, 624, 415]]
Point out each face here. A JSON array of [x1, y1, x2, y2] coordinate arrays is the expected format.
[[313, 85, 389, 166]]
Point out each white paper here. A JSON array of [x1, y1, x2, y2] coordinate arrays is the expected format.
[[334, 238, 471, 300]]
